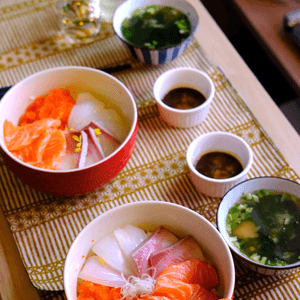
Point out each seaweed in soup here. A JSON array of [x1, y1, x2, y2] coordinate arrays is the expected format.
[[121, 5, 191, 50]]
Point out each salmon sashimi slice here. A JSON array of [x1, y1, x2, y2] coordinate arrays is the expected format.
[[156, 259, 220, 291], [11, 130, 54, 163], [4, 118, 61, 151], [132, 227, 179, 276], [29, 129, 66, 169], [4, 119, 66, 170], [139, 296, 171, 300], [149, 236, 205, 278], [153, 279, 219, 300]]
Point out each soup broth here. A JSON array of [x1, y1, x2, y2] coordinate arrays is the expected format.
[[226, 189, 300, 266]]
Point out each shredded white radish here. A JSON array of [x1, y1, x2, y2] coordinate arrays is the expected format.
[[120, 273, 156, 299]]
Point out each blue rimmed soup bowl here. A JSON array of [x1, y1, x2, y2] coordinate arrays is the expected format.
[[112, 0, 199, 65]]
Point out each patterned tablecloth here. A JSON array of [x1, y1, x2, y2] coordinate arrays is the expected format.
[[0, 1, 300, 300]]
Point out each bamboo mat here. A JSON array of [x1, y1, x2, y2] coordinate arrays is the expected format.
[[0, 1, 300, 300]]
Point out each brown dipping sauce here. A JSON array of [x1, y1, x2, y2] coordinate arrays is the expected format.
[[162, 87, 206, 110], [195, 151, 243, 179]]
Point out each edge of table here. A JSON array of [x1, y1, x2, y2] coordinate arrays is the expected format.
[[193, 0, 300, 176]]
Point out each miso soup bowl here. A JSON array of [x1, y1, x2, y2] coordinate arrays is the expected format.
[[0, 66, 138, 196], [64, 201, 235, 299], [217, 177, 300, 276], [154, 68, 215, 128], [186, 131, 253, 198], [113, 0, 199, 65]]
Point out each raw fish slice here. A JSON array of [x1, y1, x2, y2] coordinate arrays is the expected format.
[[68, 92, 105, 131], [92, 233, 131, 276], [138, 296, 171, 300], [114, 225, 148, 257], [84, 129, 104, 167], [76, 92, 106, 108], [57, 131, 80, 170], [78, 256, 126, 287], [153, 279, 219, 300], [87, 127, 105, 159], [149, 236, 205, 278], [78, 130, 88, 168], [88, 120, 121, 145], [98, 132, 121, 157], [4, 118, 61, 151], [85, 121, 121, 157], [30, 129, 66, 170], [11, 130, 53, 163], [132, 227, 179, 276], [114, 225, 148, 277], [156, 259, 220, 290]]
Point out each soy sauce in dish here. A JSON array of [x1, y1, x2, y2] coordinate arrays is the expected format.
[[162, 88, 206, 110], [195, 151, 243, 179]]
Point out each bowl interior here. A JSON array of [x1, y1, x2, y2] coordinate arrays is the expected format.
[[217, 177, 300, 268], [0, 67, 137, 170], [64, 201, 235, 300], [113, 0, 199, 47]]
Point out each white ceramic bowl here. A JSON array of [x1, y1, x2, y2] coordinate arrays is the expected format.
[[113, 0, 199, 65], [64, 201, 235, 299], [153, 68, 215, 128], [217, 177, 300, 276], [0, 66, 138, 196], [186, 131, 253, 198]]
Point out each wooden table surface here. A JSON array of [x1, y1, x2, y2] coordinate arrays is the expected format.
[[228, 0, 300, 96], [1, 0, 300, 299]]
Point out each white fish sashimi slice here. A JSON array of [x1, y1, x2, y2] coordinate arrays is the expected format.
[[92, 233, 131, 276], [76, 93, 106, 109], [68, 102, 96, 131], [68, 92, 105, 131], [78, 256, 126, 287], [114, 225, 148, 258], [114, 225, 148, 277]]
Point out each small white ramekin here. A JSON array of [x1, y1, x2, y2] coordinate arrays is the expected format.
[[186, 131, 253, 198], [153, 68, 215, 128]]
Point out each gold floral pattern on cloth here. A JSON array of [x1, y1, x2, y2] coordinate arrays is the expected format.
[[0, 22, 115, 72], [0, 1, 300, 299]]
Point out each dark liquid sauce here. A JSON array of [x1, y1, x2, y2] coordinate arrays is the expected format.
[[195, 151, 243, 179], [162, 88, 206, 110]]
